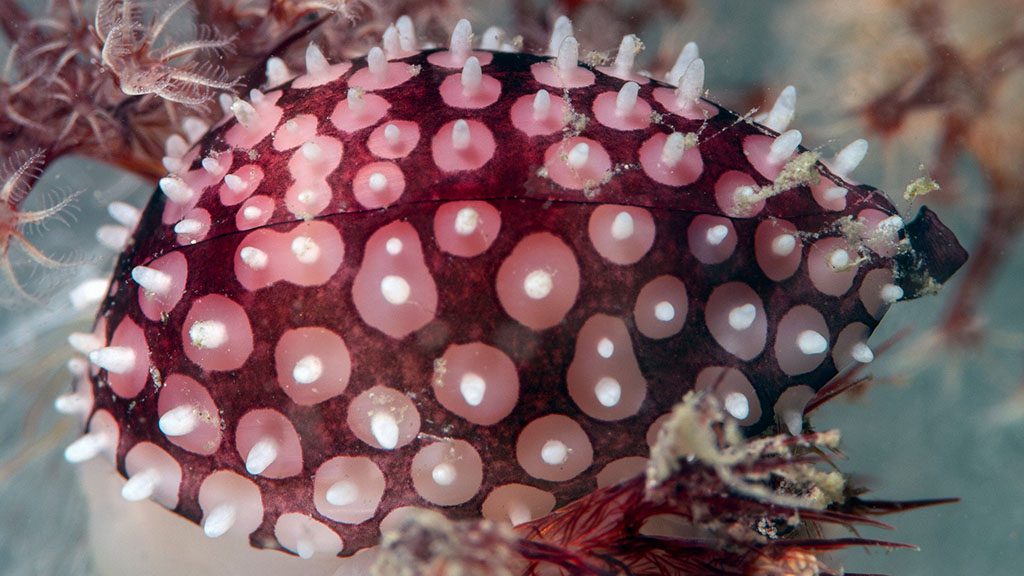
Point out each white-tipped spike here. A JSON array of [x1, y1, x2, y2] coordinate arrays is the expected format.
[[480, 26, 504, 50], [89, 346, 136, 374], [182, 117, 209, 144], [174, 219, 202, 235], [121, 468, 160, 502], [540, 440, 569, 465], [508, 502, 532, 527], [461, 56, 482, 96], [610, 211, 635, 240], [762, 86, 797, 133], [724, 392, 750, 420], [96, 225, 130, 251], [54, 393, 89, 415], [249, 89, 265, 104], [189, 320, 228, 349], [301, 141, 323, 162], [878, 215, 905, 235], [451, 119, 471, 151], [131, 265, 172, 296], [347, 87, 365, 114], [159, 405, 199, 437], [162, 156, 183, 173], [728, 303, 757, 331], [532, 89, 551, 120], [675, 58, 705, 107], [203, 504, 236, 538], [396, 15, 417, 51], [660, 132, 688, 166], [292, 354, 324, 384], [383, 25, 402, 59], [68, 332, 103, 355], [305, 43, 329, 75], [431, 463, 457, 486], [766, 129, 802, 165], [796, 330, 828, 355], [165, 134, 188, 158], [224, 173, 246, 192], [824, 186, 848, 202], [218, 93, 234, 116], [380, 275, 411, 305], [239, 246, 268, 270], [230, 99, 258, 128], [595, 377, 622, 407], [108, 201, 140, 228], [566, 142, 590, 169], [367, 47, 387, 80], [454, 207, 479, 235], [880, 283, 904, 303], [556, 36, 579, 73], [615, 82, 640, 117], [831, 139, 868, 178], [67, 357, 88, 377], [828, 249, 850, 270], [242, 205, 263, 221], [370, 412, 400, 449], [159, 175, 194, 204], [851, 342, 874, 363], [201, 156, 220, 174], [613, 34, 641, 76], [450, 19, 473, 63], [64, 432, 108, 463], [245, 438, 278, 475], [772, 233, 797, 256], [597, 338, 614, 358], [291, 236, 320, 264], [383, 123, 401, 147], [459, 372, 486, 406], [296, 540, 316, 560], [385, 237, 404, 254], [265, 57, 290, 86], [783, 410, 804, 435], [69, 276, 108, 309], [666, 42, 699, 85], [326, 481, 359, 506], [706, 224, 729, 245], [548, 16, 573, 56], [367, 172, 388, 193]]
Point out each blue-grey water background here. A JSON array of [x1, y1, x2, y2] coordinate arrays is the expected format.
[[1, 1, 1022, 574]]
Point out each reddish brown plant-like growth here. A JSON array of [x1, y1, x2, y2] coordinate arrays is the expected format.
[[52, 13, 965, 575]]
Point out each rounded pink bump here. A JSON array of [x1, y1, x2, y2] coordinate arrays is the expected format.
[[352, 221, 438, 339], [124, 442, 183, 508], [367, 121, 420, 159], [543, 137, 612, 190], [314, 456, 386, 524], [714, 170, 764, 217], [587, 205, 656, 265], [754, 219, 802, 281], [182, 294, 254, 372], [198, 470, 265, 538], [705, 282, 768, 361], [219, 165, 264, 206], [273, 114, 318, 151], [639, 132, 703, 187], [687, 215, 737, 265], [694, 366, 762, 426], [330, 91, 391, 133], [433, 201, 502, 258], [633, 275, 688, 339], [482, 484, 556, 527], [285, 179, 332, 218], [431, 119, 496, 172], [516, 414, 593, 482], [136, 251, 187, 322], [235, 195, 274, 230], [349, 55, 415, 90], [510, 90, 567, 136], [287, 135, 344, 183], [530, 60, 595, 89], [596, 456, 648, 488], [439, 64, 502, 109], [353, 161, 406, 209], [432, 342, 520, 426], [105, 316, 150, 399], [225, 91, 284, 149], [235, 408, 303, 479], [808, 237, 859, 296], [274, 326, 352, 406], [592, 84, 652, 131], [567, 314, 647, 421], [157, 374, 222, 456], [235, 221, 345, 290], [274, 514, 343, 559], [346, 385, 421, 450], [652, 87, 719, 120], [411, 439, 484, 506], [496, 232, 581, 331], [775, 305, 831, 376]]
